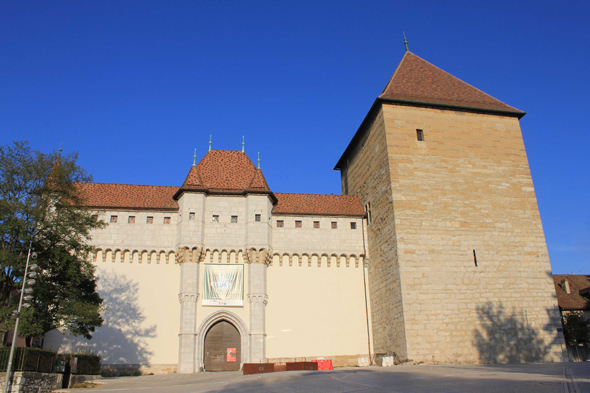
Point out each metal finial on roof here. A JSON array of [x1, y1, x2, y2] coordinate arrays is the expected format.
[[209, 135, 212, 152], [242, 136, 245, 153], [403, 32, 409, 52], [257, 152, 260, 169], [59, 142, 63, 156], [193, 148, 197, 165]]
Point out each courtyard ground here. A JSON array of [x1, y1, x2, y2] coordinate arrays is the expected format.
[[56, 362, 590, 393]]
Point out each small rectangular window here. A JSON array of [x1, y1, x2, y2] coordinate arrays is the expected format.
[[350, 222, 357, 229], [164, 217, 171, 224], [146, 216, 154, 224], [231, 215, 238, 224], [295, 220, 302, 228], [331, 222, 337, 229], [128, 216, 135, 224], [189, 212, 195, 220], [110, 215, 118, 223], [212, 215, 219, 223], [416, 129, 424, 141], [277, 220, 284, 228], [255, 214, 261, 222], [313, 221, 320, 229]]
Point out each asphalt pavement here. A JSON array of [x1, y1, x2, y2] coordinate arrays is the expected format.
[[57, 362, 590, 393]]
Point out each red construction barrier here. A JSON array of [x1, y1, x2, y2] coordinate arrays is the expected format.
[[243, 363, 275, 375], [285, 362, 318, 371], [312, 359, 334, 371]]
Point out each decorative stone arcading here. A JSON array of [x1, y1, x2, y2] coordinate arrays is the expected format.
[[175, 247, 202, 264], [178, 293, 200, 304], [247, 294, 268, 305]]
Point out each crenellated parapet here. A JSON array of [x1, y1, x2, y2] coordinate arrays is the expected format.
[[91, 248, 177, 264]]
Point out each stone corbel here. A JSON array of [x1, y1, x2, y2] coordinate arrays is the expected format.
[[175, 247, 202, 264], [247, 294, 268, 305], [178, 293, 200, 303], [246, 249, 271, 265]]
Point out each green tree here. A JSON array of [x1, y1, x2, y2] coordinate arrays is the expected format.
[[562, 312, 590, 346], [0, 140, 105, 343]]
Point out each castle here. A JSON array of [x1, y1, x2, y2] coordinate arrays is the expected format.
[[43, 51, 566, 372]]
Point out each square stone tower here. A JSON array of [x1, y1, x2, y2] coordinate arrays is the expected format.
[[336, 51, 565, 363]]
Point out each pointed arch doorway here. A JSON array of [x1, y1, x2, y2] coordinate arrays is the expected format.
[[204, 320, 241, 371]]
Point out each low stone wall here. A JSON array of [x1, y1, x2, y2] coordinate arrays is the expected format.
[[101, 363, 177, 376], [0, 371, 62, 393], [68, 374, 102, 388]]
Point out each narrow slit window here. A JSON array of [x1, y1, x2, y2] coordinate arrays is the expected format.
[[416, 129, 424, 141], [473, 250, 478, 267], [189, 212, 195, 220], [255, 214, 261, 222]]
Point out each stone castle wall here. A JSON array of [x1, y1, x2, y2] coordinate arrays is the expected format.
[[342, 106, 408, 361], [381, 103, 563, 363]]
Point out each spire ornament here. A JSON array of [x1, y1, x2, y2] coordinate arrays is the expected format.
[[59, 143, 63, 157], [193, 148, 197, 165], [257, 152, 260, 169], [403, 32, 409, 52], [209, 135, 212, 152], [242, 136, 245, 153]]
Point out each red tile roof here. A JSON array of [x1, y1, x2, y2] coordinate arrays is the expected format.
[[553, 275, 590, 311], [176, 150, 272, 198], [379, 52, 525, 116], [273, 193, 365, 217], [76, 183, 178, 211], [77, 151, 365, 217]]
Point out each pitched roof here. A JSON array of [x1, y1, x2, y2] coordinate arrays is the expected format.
[[76, 183, 178, 211], [553, 275, 590, 311], [176, 150, 272, 198], [379, 52, 525, 116], [273, 193, 365, 217]]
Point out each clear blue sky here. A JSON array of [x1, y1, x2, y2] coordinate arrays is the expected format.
[[1, 1, 587, 274]]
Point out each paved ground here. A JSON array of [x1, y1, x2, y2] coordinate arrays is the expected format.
[[59, 362, 590, 393]]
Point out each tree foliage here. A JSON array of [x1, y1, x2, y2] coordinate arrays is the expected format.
[[562, 311, 590, 346], [0, 140, 105, 342]]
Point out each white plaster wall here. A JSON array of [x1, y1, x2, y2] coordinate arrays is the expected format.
[[91, 210, 177, 249], [271, 216, 364, 254], [266, 262, 371, 358], [44, 261, 181, 365]]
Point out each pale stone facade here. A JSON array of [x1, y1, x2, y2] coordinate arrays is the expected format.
[[44, 50, 565, 371]]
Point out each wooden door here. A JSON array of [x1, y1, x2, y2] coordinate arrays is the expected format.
[[204, 320, 241, 371]]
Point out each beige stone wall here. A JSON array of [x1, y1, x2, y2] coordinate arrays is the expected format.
[[44, 261, 181, 366], [342, 106, 408, 361], [271, 215, 363, 255], [266, 261, 372, 359], [91, 210, 177, 250], [382, 104, 564, 363]]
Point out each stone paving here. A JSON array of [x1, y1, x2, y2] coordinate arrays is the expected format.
[[57, 362, 590, 393]]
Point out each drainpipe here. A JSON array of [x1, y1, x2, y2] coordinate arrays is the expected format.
[[361, 217, 372, 364]]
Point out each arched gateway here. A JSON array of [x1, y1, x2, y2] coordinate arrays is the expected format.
[[204, 320, 241, 371], [196, 311, 249, 371]]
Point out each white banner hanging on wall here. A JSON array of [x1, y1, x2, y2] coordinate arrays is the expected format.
[[203, 264, 244, 306]]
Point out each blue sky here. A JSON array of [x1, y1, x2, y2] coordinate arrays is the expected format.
[[1, 1, 588, 274]]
